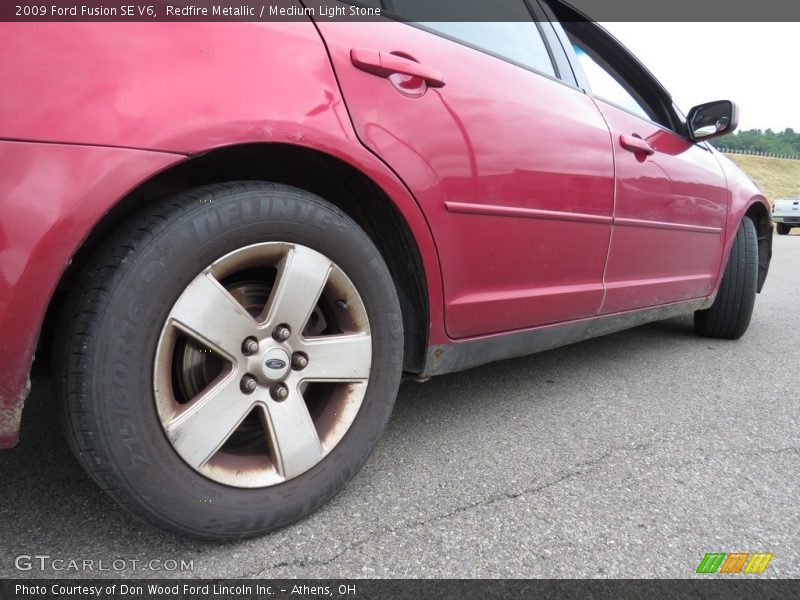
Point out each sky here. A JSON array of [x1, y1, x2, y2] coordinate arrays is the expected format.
[[601, 23, 799, 132]]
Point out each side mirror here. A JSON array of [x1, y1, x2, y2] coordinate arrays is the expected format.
[[686, 100, 739, 141]]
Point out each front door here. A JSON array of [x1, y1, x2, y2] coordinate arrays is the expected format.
[[565, 26, 728, 315], [599, 104, 728, 313]]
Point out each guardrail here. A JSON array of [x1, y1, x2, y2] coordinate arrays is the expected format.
[[716, 148, 800, 160]]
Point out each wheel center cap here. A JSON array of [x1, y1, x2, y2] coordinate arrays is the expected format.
[[261, 347, 290, 381]]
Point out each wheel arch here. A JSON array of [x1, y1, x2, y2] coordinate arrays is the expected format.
[[43, 143, 433, 375]]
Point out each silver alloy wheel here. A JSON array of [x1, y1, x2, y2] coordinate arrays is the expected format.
[[153, 242, 372, 488]]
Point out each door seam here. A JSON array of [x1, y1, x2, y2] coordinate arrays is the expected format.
[[590, 95, 617, 316]]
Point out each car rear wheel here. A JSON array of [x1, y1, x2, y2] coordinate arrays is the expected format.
[[56, 182, 403, 539], [694, 216, 758, 340], [776, 223, 790, 235]]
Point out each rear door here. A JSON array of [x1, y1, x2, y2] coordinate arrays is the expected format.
[[562, 22, 729, 314], [315, 3, 615, 338]]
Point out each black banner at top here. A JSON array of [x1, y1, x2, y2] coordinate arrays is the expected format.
[[4, 0, 800, 22]]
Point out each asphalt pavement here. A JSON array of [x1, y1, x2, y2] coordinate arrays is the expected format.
[[1, 236, 798, 579]]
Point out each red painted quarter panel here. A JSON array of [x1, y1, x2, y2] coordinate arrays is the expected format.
[[1, 23, 338, 154], [0, 22, 445, 446], [0, 23, 443, 338], [0, 141, 182, 448]]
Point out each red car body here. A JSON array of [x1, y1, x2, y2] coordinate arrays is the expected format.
[[0, 18, 771, 449]]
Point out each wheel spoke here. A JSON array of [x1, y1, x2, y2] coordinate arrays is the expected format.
[[164, 376, 253, 470], [169, 272, 257, 357], [264, 246, 331, 332], [263, 389, 322, 479], [155, 241, 373, 488], [299, 334, 372, 381]]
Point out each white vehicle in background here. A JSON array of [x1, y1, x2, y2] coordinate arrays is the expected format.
[[773, 198, 800, 235]]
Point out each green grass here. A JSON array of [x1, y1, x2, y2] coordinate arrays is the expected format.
[[724, 154, 800, 204], [724, 154, 800, 235]]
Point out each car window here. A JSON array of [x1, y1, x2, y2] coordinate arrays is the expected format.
[[571, 41, 653, 121], [417, 22, 556, 77], [387, 0, 556, 77]]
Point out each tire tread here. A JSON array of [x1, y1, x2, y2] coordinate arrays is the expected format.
[[695, 217, 758, 339]]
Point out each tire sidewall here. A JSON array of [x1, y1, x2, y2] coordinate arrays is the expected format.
[[81, 184, 403, 537]]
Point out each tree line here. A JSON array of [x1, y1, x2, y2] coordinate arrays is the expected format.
[[711, 128, 800, 156]]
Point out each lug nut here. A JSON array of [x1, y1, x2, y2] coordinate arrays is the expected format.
[[272, 324, 291, 342], [291, 352, 309, 371], [270, 383, 289, 402], [240, 374, 258, 394], [241, 337, 259, 356]]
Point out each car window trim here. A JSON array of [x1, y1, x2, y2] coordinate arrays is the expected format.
[[569, 37, 659, 123], [540, 1, 691, 137], [401, 21, 561, 80], [572, 28, 691, 138], [521, 0, 569, 82], [529, 0, 582, 89], [570, 26, 690, 138], [352, 0, 566, 83]]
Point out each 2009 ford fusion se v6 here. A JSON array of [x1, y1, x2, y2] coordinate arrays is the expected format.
[[0, 1, 772, 539]]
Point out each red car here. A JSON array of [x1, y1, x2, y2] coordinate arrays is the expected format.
[[0, 4, 772, 538]]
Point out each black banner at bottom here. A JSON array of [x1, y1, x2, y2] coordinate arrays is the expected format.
[[2, 579, 799, 600]]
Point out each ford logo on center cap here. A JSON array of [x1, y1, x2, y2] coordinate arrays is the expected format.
[[265, 358, 286, 370], [261, 347, 290, 381]]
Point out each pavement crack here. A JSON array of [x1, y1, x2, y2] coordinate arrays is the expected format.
[[241, 444, 641, 576], [240, 441, 796, 577]]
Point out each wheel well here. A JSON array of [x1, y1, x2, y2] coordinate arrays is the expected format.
[[745, 202, 772, 293], [46, 143, 429, 373]]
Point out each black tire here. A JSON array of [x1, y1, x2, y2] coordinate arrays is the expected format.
[[694, 217, 758, 340], [776, 223, 790, 236], [55, 182, 403, 540]]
